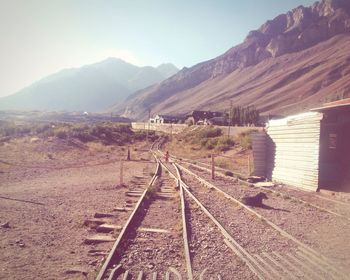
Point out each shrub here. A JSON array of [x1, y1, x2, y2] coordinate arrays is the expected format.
[[216, 137, 235, 151], [198, 127, 222, 138], [55, 130, 67, 139], [236, 129, 258, 150], [225, 171, 234, 177], [215, 158, 230, 169]]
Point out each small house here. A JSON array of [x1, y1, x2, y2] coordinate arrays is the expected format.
[[151, 114, 182, 124], [186, 110, 224, 125]]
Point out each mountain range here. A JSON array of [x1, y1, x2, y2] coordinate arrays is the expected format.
[[0, 59, 178, 112], [116, 0, 350, 120]]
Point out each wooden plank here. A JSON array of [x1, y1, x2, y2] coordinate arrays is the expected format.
[[254, 254, 281, 279], [84, 235, 115, 244], [285, 252, 324, 279], [272, 252, 311, 280]]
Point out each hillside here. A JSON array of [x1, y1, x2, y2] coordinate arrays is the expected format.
[[0, 58, 178, 112], [117, 0, 350, 120]]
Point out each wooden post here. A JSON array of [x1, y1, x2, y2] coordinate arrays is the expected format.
[[147, 109, 151, 143], [127, 146, 131, 161], [248, 154, 251, 176], [120, 160, 124, 185], [170, 123, 173, 141], [211, 154, 215, 180]]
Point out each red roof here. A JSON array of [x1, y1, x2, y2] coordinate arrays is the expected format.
[[311, 98, 350, 111]]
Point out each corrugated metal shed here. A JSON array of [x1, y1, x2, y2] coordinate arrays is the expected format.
[[252, 132, 267, 177], [265, 112, 323, 192]]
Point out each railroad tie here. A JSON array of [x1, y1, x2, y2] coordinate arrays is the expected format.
[[126, 192, 142, 197], [261, 252, 297, 280], [285, 252, 323, 279], [114, 207, 127, 212], [96, 224, 122, 233], [94, 212, 116, 218], [254, 254, 281, 279], [296, 246, 348, 280], [84, 234, 115, 244], [223, 239, 265, 280], [272, 252, 311, 280], [295, 250, 336, 279]]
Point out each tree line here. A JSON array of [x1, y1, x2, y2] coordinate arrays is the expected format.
[[226, 105, 260, 126]]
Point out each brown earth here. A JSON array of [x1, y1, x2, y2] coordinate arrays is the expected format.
[[0, 137, 155, 280]]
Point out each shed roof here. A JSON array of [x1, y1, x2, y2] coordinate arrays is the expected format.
[[267, 111, 322, 126], [311, 98, 350, 112]]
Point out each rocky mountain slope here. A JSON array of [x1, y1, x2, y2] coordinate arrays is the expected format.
[[117, 0, 350, 120], [0, 59, 178, 112]]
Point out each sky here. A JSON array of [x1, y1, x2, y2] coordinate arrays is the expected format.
[[0, 0, 316, 97]]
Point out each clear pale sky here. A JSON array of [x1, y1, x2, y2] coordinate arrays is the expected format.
[[0, 0, 316, 97]]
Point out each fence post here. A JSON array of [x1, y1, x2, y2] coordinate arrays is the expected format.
[[248, 154, 251, 176], [127, 146, 131, 161], [211, 154, 215, 180], [120, 160, 124, 185]]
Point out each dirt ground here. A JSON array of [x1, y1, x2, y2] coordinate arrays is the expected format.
[[0, 137, 155, 280]]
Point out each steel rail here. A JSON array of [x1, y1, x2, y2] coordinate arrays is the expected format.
[[156, 157, 193, 280], [96, 157, 160, 280]]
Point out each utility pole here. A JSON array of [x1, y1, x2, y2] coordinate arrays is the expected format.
[[146, 109, 151, 143], [228, 100, 233, 138]]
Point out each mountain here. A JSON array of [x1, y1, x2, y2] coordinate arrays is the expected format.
[[156, 63, 179, 78], [117, 0, 350, 120], [0, 58, 178, 112]]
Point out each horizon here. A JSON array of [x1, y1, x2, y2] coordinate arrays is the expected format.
[[0, 0, 315, 98]]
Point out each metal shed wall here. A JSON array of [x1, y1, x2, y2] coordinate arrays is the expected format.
[[266, 112, 323, 192], [252, 132, 267, 177]]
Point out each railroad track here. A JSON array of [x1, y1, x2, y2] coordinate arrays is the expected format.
[[161, 160, 259, 279], [173, 161, 348, 280], [156, 141, 349, 277], [156, 135, 350, 213], [153, 135, 350, 223], [96, 158, 187, 279], [95, 140, 348, 279], [95, 153, 266, 279], [180, 160, 350, 222]]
